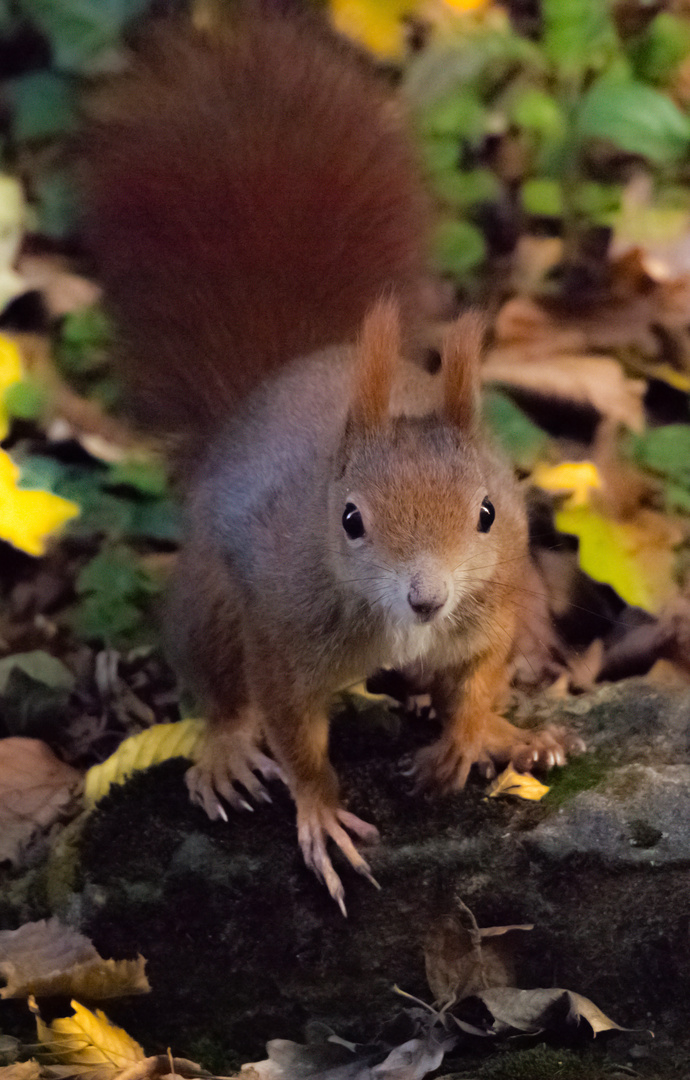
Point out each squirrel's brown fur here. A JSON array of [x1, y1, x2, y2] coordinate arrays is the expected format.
[[83, 6, 575, 913]]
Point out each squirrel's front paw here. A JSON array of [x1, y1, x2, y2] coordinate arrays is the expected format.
[[408, 715, 584, 794], [296, 796, 380, 916], [186, 728, 285, 819]]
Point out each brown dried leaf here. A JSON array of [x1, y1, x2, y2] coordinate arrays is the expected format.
[[0, 1063, 41, 1080], [424, 916, 532, 1008], [483, 352, 645, 431], [0, 919, 149, 1000], [0, 739, 82, 867], [465, 987, 626, 1037]]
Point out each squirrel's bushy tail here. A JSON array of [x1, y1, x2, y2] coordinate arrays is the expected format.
[[82, 8, 427, 436]]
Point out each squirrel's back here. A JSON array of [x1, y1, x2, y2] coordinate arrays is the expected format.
[[82, 7, 427, 436]]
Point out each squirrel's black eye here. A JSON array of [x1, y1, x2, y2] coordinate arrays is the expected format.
[[478, 497, 495, 533], [343, 502, 365, 540]]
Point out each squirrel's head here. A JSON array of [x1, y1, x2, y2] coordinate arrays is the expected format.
[[330, 298, 525, 638]]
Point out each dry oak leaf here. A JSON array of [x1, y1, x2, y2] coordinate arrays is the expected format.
[[463, 986, 627, 1038], [0, 1063, 41, 1080], [0, 738, 82, 867], [0, 919, 149, 1001]]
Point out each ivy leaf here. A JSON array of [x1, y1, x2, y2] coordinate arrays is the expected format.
[[73, 546, 162, 646], [577, 78, 690, 165]]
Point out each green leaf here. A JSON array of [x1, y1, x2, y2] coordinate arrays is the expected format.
[[541, 0, 618, 77], [624, 425, 690, 489], [129, 499, 181, 543], [422, 136, 461, 176], [577, 78, 690, 165], [4, 379, 49, 421], [0, 651, 74, 695], [432, 220, 486, 277], [510, 87, 565, 139], [73, 545, 162, 646], [576, 181, 621, 221], [420, 90, 486, 140], [57, 306, 111, 375], [522, 178, 564, 217], [34, 168, 78, 240], [430, 169, 500, 211], [7, 72, 77, 142], [16, 0, 150, 73], [628, 13, 690, 87], [665, 482, 690, 514], [106, 460, 168, 499], [482, 390, 550, 470], [76, 546, 154, 600], [72, 593, 143, 644], [1, 669, 70, 738]]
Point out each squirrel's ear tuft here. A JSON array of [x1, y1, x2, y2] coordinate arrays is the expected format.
[[349, 296, 400, 432], [441, 310, 485, 431]]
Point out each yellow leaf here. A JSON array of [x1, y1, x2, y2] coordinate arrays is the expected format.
[[0, 450, 79, 556], [0, 336, 24, 441], [652, 363, 690, 393], [556, 504, 678, 614], [488, 767, 550, 800], [84, 718, 205, 808], [443, 0, 489, 8], [532, 461, 602, 509], [330, 0, 415, 58], [32, 999, 145, 1072]]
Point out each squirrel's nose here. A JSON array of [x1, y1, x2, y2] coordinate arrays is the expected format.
[[407, 582, 448, 621]]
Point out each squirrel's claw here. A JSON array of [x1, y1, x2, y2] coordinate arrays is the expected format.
[[297, 801, 380, 913], [186, 729, 285, 819]]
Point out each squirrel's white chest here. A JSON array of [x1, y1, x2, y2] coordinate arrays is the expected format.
[[386, 620, 440, 668]]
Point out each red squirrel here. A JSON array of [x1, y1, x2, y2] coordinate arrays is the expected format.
[[83, 5, 574, 912]]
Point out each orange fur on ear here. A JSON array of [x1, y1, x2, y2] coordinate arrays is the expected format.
[[349, 296, 400, 431], [441, 310, 485, 431]]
